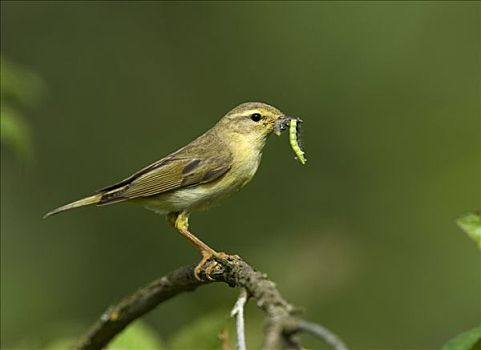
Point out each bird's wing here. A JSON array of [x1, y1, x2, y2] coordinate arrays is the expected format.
[[122, 154, 231, 198], [97, 133, 232, 203]]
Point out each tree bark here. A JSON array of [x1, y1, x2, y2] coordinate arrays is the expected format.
[[75, 255, 348, 350]]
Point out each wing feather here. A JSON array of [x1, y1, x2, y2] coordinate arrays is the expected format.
[[97, 131, 233, 204], [123, 156, 230, 198]]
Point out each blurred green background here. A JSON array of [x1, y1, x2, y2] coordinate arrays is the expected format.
[[1, 1, 479, 349]]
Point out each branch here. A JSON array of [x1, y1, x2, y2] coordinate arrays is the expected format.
[[75, 255, 348, 350], [230, 288, 248, 350], [75, 263, 204, 350], [296, 320, 349, 350]]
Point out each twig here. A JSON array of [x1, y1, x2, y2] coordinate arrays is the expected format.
[[75, 264, 205, 350], [75, 255, 348, 350], [296, 320, 349, 350], [230, 288, 248, 350], [219, 326, 232, 350]]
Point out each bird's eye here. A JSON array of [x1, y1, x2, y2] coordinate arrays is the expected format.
[[250, 113, 262, 122]]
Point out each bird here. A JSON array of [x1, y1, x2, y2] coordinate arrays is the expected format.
[[45, 102, 292, 279]]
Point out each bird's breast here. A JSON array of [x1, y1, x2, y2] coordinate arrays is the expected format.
[[142, 133, 264, 214], [228, 133, 265, 186]]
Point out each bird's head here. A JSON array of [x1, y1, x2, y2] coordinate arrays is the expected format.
[[215, 102, 291, 144]]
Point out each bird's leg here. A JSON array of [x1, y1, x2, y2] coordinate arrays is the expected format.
[[167, 211, 220, 280]]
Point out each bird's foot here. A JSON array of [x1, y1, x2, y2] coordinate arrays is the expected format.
[[194, 251, 241, 281]]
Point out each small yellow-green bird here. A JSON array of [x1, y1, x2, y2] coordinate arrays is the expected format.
[[45, 102, 293, 279]]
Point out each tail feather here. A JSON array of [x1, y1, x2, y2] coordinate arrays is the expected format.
[[44, 194, 102, 218]]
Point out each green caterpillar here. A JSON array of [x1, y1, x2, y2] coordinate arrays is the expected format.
[[289, 118, 306, 165]]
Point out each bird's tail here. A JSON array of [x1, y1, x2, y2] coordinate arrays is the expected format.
[[44, 194, 102, 218]]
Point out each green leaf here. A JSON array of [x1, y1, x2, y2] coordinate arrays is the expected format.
[[442, 326, 481, 350], [0, 56, 45, 162], [457, 211, 481, 249], [1, 106, 33, 160], [1, 56, 46, 107], [168, 311, 231, 350], [107, 320, 165, 350]]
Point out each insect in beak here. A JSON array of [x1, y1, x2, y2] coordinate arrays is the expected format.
[[274, 116, 291, 136]]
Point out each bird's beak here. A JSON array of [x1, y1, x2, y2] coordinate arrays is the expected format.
[[274, 115, 291, 136]]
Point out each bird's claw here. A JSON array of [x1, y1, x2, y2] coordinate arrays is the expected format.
[[194, 252, 212, 280], [194, 252, 240, 281]]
